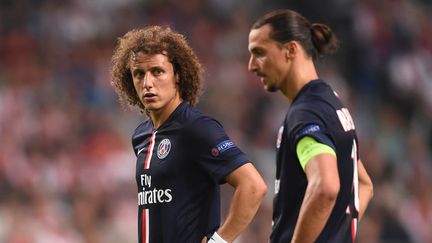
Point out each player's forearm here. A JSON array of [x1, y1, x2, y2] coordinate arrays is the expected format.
[[358, 182, 373, 221], [218, 182, 267, 242], [357, 160, 373, 221], [292, 183, 337, 243]]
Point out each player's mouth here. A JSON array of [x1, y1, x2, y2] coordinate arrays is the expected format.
[[257, 72, 267, 84], [143, 92, 157, 101]]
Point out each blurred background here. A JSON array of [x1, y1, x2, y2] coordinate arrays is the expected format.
[[1, 0, 431, 242]]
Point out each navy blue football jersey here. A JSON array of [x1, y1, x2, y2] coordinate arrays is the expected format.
[[132, 102, 250, 243], [271, 80, 360, 243]]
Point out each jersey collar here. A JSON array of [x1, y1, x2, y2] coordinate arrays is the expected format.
[[153, 101, 188, 131], [292, 79, 324, 103]]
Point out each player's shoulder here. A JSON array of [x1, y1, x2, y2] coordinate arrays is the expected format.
[[291, 80, 342, 113], [167, 102, 215, 126], [132, 119, 153, 140], [295, 80, 333, 102], [135, 117, 152, 132], [288, 98, 325, 120], [178, 107, 226, 147], [131, 119, 153, 154], [286, 83, 335, 128], [187, 109, 223, 132]]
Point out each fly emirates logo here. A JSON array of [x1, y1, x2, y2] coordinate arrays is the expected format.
[[138, 174, 172, 206]]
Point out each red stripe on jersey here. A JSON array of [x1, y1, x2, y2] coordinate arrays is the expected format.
[[351, 218, 357, 242], [142, 209, 146, 243], [141, 208, 150, 243]]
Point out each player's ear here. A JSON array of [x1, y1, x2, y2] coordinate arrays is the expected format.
[[175, 73, 180, 84], [283, 41, 297, 60]]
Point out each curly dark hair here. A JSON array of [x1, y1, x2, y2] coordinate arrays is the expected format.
[[111, 26, 203, 110]]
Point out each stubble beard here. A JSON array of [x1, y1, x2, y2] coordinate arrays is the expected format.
[[265, 83, 278, 92]]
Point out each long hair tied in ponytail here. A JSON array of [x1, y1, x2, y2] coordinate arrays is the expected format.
[[310, 23, 339, 57]]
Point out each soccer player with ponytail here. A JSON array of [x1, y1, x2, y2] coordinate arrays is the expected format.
[[247, 9, 373, 243]]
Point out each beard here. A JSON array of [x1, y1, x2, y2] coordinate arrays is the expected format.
[[264, 81, 278, 92]]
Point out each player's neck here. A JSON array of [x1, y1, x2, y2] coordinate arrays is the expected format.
[[149, 96, 182, 129], [281, 59, 318, 102]]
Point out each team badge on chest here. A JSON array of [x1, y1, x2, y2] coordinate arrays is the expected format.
[[157, 139, 171, 159]]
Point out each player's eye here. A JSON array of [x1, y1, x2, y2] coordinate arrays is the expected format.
[[152, 68, 164, 76], [133, 70, 144, 79], [251, 48, 265, 58], [255, 49, 265, 57]]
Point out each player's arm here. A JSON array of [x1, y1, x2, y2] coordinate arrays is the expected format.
[[291, 136, 339, 243], [210, 163, 267, 243], [358, 159, 373, 221]]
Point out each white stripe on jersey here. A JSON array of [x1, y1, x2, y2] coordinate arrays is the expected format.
[[145, 208, 150, 243], [145, 131, 157, 169], [352, 139, 360, 211]]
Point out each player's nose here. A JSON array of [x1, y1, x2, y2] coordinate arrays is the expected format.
[[143, 73, 154, 89], [248, 55, 258, 73]]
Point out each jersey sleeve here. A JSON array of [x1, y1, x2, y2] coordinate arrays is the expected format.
[[185, 116, 250, 184], [288, 106, 336, 151]]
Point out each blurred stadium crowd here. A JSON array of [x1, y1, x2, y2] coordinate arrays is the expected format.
[[1, 0, 431, 242]]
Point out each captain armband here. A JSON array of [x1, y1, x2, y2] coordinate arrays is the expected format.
[[296, 136, 336, 171]]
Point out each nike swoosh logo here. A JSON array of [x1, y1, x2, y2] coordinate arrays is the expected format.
[[137, 147, 145, 155]]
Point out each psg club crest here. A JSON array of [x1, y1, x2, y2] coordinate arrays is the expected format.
[[157, 139, 171, 159]]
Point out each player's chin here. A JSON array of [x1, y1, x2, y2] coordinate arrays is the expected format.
[[265, 84, 278, 92], [143, 102, 160, 111]]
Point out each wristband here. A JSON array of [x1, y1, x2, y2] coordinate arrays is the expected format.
[[207, 232, 227, 243]]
